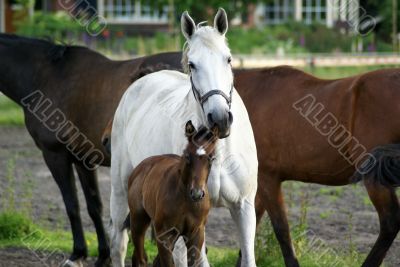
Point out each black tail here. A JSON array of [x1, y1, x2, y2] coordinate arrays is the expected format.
[[353, 143, 400, 187], [101, 135, 111, 156], [121, 214, 130, 231]]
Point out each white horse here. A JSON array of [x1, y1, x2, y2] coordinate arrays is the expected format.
[[110, 9, 258, 267]]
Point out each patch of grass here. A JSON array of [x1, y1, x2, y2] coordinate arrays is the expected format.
[[0, 220, 236, 265], [256, 184, 366, 267], [255, 218, 366, 267], [0, 95, 24, 125], [0, 208, 369, 266], [0, 212, 38, 240]]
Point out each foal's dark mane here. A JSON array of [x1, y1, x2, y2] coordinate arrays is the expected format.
[[188, 126, 216, 148]]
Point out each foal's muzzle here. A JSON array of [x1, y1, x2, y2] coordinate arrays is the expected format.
[[207, 110, 233, 139], [190, 188, 205, 202]]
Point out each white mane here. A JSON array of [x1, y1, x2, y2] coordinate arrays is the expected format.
[[181, 25, 230, 73]]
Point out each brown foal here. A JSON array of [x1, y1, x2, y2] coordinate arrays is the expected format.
[[127, 121, 218, 267]]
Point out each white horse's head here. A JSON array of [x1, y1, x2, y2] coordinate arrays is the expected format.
[[181, 8, 233, 138]]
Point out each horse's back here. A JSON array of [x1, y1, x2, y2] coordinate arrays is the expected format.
[[128, 154, 180, 188], [236, 66, 400, 183], [128, 154, 180, 218], [113, 70, 193, 168], [349, 68, 400, 145]]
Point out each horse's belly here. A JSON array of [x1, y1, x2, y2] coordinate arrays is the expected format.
[[207, 159, 258, 207]]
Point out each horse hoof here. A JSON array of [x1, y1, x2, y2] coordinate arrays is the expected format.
[[60, 259, 84, 267], [95, 257, 112, 267]]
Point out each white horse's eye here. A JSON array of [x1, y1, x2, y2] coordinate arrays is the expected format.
[[188, 61, 196, 70], [227, 57, 232, 64]]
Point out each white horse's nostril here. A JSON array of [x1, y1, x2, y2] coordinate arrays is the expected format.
[[207, 113, 214, 125]]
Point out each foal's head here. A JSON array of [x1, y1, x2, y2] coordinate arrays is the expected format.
[[181, 121, 218, 202], [181, 8, 233, 139]]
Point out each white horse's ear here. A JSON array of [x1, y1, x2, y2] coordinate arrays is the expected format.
[[181, 11, 196, 40], [214, 8, 228, 36]]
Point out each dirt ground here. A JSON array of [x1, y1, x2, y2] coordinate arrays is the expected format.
[[0, 126, 399, 266]]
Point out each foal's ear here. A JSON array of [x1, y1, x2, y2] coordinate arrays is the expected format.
[[210, 126, 219, 142], [185, 120, 196, 137], [214, 8, 228, 36], [181, 11, 196, 40]]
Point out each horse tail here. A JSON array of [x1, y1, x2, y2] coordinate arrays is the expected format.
[[121, 213, 130, 231], [353, 143, 400, 187], [101, 118, 113, 156], [101, 134, 111, 155]]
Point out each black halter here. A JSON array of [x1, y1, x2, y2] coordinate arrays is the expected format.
[[190, 74, 233, 109]]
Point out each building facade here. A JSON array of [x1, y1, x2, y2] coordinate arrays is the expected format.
[[256, 0, 360, 29], [97, 0, 168, 25]]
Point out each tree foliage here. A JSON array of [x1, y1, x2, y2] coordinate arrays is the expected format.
[[360, 0, 400, 42]]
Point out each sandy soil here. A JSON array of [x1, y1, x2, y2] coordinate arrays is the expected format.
[[0, 126, 399, 266]]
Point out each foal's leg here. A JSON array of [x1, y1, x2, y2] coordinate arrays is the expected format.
[[130, 209, 151, 267], [229, 196, 257, 267], [363, 180, 400, 267], [42, 150, 87, 265], [262, 177, 299, 267], [154, 225, 175, 267], [75, 163, 110, 267], [186, 228, 206, 267]]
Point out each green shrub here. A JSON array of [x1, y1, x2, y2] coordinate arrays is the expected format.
[[0, 212, 37, 240], [15, 11, 81, 40]]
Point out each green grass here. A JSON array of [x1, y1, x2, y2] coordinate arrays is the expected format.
[[0, 211, 367, 267], [302, 65, 398, 79], [0, 95, 24, 125], [0, 211, 236, 266]]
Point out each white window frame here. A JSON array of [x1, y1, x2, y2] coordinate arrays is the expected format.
[[99, 0, 168, 24], [264, 0, 295, 25]]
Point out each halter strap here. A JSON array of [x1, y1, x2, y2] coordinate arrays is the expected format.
[[190, 75, 233, 109]]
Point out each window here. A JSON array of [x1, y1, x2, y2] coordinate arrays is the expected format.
[[264, 0, 295, 25], [101, 0, 168, 23], [303, 0, 327, 24]]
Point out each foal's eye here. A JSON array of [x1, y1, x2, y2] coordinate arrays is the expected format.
[[208, 156, 215, 163], [188, 62, 196, 70], [227, 57, 232, 64]]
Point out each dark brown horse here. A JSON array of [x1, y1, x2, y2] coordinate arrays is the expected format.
[[127, 121, 217, 267], [0, 33, 181, 266], [234, 66, 400, 267]]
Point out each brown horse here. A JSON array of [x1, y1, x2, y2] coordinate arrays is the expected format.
[[0, 33, 182, 266], [127, 121, 217, 267], [234, 66, 400, 267]]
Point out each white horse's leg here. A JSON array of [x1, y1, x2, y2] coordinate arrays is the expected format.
[[199, 237, 210, 267], [172, 234, 210, 267], [110, 188, 129, 267], [229, 197, 257, 267], [172, 236, 187, 267], [110, 142, 132, 267], [60, 259, 84, 267]]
